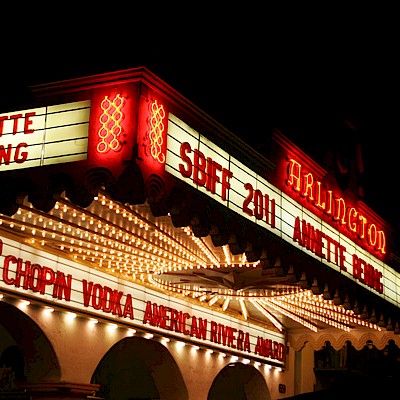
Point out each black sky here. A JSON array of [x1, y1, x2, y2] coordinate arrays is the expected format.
[[0, 9, 398, 230]]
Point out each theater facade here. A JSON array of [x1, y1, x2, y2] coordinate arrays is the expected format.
[[0, 67, 399, 399]]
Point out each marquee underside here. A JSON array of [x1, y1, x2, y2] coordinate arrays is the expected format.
[[0, 162, 396, 340]]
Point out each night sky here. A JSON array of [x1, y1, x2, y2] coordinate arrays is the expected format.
[[1, 10, 398, 233]]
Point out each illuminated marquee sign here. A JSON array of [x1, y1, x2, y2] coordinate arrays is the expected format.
[[286, 158, 386, 256], [0, 100, 90, 170], [165, 114, 400, 308], [0, 236, 285, 365]]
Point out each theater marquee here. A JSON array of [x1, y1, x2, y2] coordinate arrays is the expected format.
[[165, 114, 400, 308]]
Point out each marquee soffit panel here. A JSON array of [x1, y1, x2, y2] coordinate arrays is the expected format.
[[0, 181, 393, 335]]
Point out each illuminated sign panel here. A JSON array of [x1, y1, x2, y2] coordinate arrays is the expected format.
[[166, 116, 277, 232], [0, 100, 90, 170], [165, 114, 400, 308], [146, 99, 166, 164], [0, 236, 285, 365], [284, 157, 386, 257], [97, 94, 125, 153]]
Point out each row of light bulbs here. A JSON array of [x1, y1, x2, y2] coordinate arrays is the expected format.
[[2, 193, 246, 276], [0, 292, 283, 371]]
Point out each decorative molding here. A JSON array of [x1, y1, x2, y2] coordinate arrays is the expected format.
[[288, 329, 400, 351]]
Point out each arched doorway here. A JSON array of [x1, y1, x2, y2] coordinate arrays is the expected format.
[[208, 362, 270, 400], [92, 336, 188, 400], [0, 301, 61, 392]]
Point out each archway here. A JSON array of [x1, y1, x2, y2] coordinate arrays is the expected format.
[[92, 336, 188, 400], [0, 301, 61, 385], [208, 362, 270, 400]]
